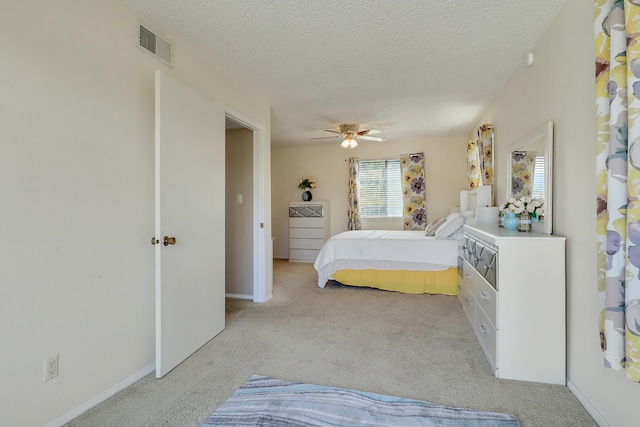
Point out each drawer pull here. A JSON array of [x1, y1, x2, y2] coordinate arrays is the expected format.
[[479, 323, 488, 334], [479, 291, 489, 299], [464, 298, 472, 305]]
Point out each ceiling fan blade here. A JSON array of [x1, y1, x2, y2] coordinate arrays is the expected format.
[[359, 135, 386, 142], [359, 129, 381, 136], [310, 135, 341, 140], [323, 129, 342, 134]]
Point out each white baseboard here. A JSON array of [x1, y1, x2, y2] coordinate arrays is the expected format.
[[567, 379, 609, 427], [43, 363, 155, 427], [225, 293, 253, 300]]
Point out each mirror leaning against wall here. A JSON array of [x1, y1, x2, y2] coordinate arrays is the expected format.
[[506, 120, 554, 234]]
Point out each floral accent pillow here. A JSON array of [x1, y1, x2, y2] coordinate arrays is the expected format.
[[435, 213, 465, 239], [424, 217, 446, 236]]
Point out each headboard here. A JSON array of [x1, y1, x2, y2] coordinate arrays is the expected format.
[[460, 186, 492, 213]]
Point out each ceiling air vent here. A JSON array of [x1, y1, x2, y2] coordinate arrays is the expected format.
[[138, 25, 172, 66]]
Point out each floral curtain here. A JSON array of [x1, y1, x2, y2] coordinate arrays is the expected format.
[[400, 153, 426, 230], [467, 124, 494, 201], [347, 157, 361, 230], [595, 0, 640, 381], [510, 151, 537, 198], [477, 124, 495, 204], [467, 139, 481, 190]]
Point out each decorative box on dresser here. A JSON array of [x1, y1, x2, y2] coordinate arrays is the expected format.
[[288, 202, 330, 263], [458, 223, 566, 385]]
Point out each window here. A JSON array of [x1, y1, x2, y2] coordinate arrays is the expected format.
[[532, 155, 545, 199], [358, 159, 403, 218]]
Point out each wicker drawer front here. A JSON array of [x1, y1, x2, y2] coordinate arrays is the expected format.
[[289, 217, 324, 228]]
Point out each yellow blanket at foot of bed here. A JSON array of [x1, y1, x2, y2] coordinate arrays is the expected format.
[[331, 267, 458, 295]]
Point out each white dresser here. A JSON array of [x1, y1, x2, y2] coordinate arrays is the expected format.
[[288, 202, 330, 263], [458, 224, 566, 384]]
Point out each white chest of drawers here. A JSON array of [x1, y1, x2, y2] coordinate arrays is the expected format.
[[288, 202, 330, 263], [458, 224, 566, 384]]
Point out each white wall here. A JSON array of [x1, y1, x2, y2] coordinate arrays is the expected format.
[[0, 1, 270, 426], [226, 129, 254, 297], [271, 136, 467, 259], [478, 0, 639, 426]]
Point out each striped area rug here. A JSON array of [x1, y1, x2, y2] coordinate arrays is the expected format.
[[200, 375, 521, 427]]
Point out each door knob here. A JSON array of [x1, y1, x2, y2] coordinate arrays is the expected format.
[[151, 237, 159, 245], [163, 236, 176, 246]]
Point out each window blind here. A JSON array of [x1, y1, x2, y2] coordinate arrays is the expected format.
[[532, 156, 545, 199], [358, 159, 403, 218]]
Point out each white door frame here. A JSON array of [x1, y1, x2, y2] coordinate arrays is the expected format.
[[225, 107, 272, 303]]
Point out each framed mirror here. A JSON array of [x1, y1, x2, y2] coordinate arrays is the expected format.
[[506, 120, 554, 234]]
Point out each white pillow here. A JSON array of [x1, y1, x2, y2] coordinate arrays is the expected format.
[[435, 212, 465, 239], [447, 226, 465, 241], [424, 217, 446, 236]]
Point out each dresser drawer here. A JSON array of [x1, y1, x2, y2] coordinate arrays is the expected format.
[[457, 280, 475, 324], [463, 234, 497, 289], [289, 204, 325, 218], [461, 260, 476, 295], [475, 243, 497, 289], [290, 228, 325, 239], [289, 238, 324, 250], [289, 249, 320, 262], [475, 305, 497, 373], [289, 217, 324, 228], [475, 277, 498, 328]]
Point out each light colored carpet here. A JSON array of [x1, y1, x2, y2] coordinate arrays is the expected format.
[[65, 259, 596, 426]]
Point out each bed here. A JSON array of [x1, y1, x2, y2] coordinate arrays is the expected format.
[[313, 187, 492, 295]]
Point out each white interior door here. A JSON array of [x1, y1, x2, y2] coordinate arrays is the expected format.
[[154, 70, 225, 378]]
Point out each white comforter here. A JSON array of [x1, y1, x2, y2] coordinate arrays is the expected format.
[[313, 230, 460, 287]]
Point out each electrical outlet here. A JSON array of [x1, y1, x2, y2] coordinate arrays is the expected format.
[[43, 354, 59, 382]]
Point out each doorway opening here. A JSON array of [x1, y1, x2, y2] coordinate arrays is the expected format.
[[224, 113, 272, 302]]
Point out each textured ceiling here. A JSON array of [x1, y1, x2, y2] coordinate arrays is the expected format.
[[122, 0, 567, 146]]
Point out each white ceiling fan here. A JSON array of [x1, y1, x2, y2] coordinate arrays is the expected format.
[[311, 123, 387, 148]]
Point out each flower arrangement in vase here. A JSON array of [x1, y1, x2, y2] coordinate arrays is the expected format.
[[499, 197, 544, 231], [297, 177, 318, 201]]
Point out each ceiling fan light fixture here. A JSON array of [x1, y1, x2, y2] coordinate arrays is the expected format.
[[311, 123, 383, 146], [341, 137, 358, 148]]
